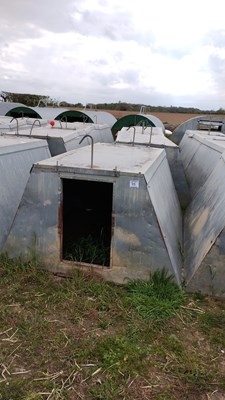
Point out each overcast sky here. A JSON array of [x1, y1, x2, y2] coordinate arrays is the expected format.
[[1, 0, 225, 110]]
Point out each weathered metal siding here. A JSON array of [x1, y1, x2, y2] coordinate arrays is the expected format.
[[180, 131, 225, 197], [146, 155, 183, 284], [185, 228, 225, 297], [0, 139, 50, 250], [4, 168, 60, 265], [184, 152, 225, 296], [111, 174, 175, 282], [165, 147, 191, 209], [116, 126, 190, 210]]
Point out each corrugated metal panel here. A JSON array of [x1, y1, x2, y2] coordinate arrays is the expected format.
[[184, 152, 225, 283], [116, 127, 190, 209], [112, 173, 175, 281], [146, 155, 183, 283], [180, 131, 225, 197], [4, 169, 60, 263], [0, 137, 51, 250], [165, 147, 191, 209]]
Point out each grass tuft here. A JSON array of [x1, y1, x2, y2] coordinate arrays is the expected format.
[[65, 233, 110, 266], [125, 268, 185, 323]]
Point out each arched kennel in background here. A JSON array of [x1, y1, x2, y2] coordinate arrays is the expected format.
[[112, 114, 165, 139], [171, 116, 225, 144], [31, 107, 117, 127], [0, 102, 41, 119]]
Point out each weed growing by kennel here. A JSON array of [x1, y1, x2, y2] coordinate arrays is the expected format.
[[5, 143, 182, 285], [171, 116, 225, 145]]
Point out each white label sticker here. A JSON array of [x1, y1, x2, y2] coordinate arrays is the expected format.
[[129, 180, 139, 188]]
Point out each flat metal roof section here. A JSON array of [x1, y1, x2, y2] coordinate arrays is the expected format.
[[171, 116, 225, 144], [112, 114, 165, 138], [184, 151, 225, 297], [116, 126, 176, 147], [0, 117, 48, 133], [37, 142, 164, 172], [0, 116, 14, 124], [116, 126, 190, 209], [180, 130, 225, 198], [0, 102, 41, 118], [0, 136, 51, 251], [6, 123, 114, 156], [31, 107, 117, 127], [5, 143, 182, 285]]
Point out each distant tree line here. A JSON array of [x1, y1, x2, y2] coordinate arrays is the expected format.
[[0, 91, 82, 108], [94, 102, 225, 115], [0, 91, 57, 107], [1, 91, 225, 114]]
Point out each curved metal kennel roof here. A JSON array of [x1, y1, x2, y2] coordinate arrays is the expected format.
[[31, 107, 117, 127], [112, 114, 165, 138], [171, 115, 225, 144], [0, 102, 41, 119]]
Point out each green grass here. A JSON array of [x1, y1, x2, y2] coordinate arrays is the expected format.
[[125, 269, 185, 323], [64, 230, 110, 266], [0, 254, 225, 399]]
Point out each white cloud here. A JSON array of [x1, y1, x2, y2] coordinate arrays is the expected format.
[[1, 0, 225, 109]]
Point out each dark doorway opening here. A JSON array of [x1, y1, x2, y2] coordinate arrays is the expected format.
[[62, 179, 113, 266]]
